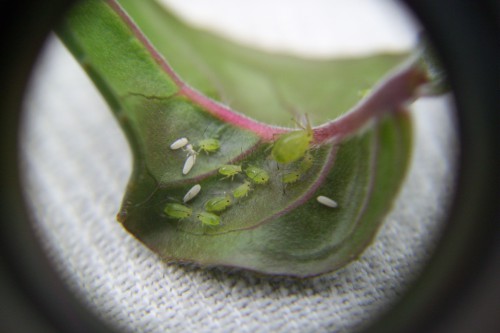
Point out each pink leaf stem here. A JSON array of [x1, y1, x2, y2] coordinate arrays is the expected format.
[[108, 0, 428, 144]]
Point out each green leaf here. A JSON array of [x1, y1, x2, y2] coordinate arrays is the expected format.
[[117, 0, 409, 126], [57, 0, 429, 276]]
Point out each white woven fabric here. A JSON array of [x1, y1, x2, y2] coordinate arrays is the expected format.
[[20, 34, 457, 333]]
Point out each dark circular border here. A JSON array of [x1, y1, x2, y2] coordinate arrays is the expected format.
[[365, 1, 500, 332], [0, 1, 116, 332], [0, 1, 498, 332]]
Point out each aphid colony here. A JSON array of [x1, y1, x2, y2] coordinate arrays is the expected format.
[[162, 162, 268, 227], [166, 135, 268, 226], [165, 118, 337, 227]]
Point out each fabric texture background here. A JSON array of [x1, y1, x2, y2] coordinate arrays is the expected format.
[[20, 36, 457, 333]]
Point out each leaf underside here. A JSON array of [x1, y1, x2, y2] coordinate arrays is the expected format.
[[121, 107, 411, 276], [58, 0, 416, 277]]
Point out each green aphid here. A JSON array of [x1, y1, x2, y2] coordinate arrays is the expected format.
[[197, 211, 221, 226], [197, 138, 220, 154], [204, 194, 232, 212], [282, 170, 301, 184], [245, 166, 269, 184], [271, 115, 313, 164], [163, 203, 192, 220], [232, 180, 252, 198], [218, 164, 242, 180], [299, 151, 314, 172]]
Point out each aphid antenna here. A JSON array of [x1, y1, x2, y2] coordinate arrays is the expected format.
[[288, 113, 315, 136], [301, 113, 314, 131], [203, 121, 228, 139], [201, 122, 216, 138], [201, 123, 210, 137]]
